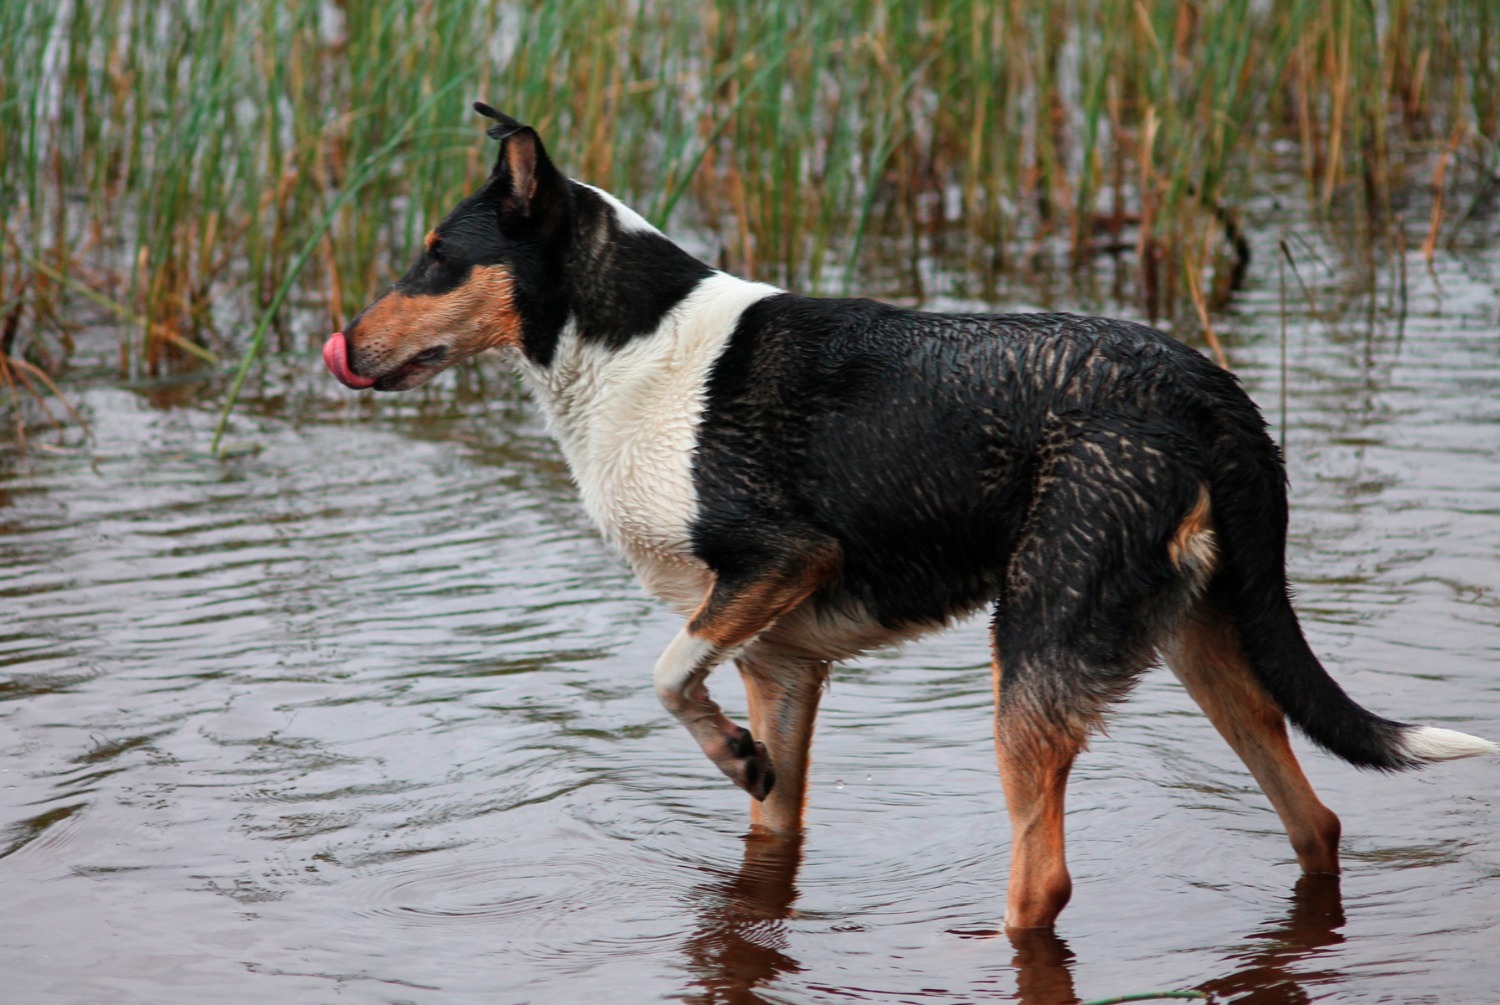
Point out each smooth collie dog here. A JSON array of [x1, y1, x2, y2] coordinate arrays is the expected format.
[[323, 104, 1495, 929]]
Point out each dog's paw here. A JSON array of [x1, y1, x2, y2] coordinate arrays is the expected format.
[[723, 727, 777, 800], [743, 741, 776, 801], [727, 725, 757, 759]]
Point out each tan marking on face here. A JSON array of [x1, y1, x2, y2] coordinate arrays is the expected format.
[[423, 230, 439, 252], [346, 264, 521, 386]]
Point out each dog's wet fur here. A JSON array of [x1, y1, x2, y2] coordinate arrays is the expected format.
[[326, 103, 1495, 929]]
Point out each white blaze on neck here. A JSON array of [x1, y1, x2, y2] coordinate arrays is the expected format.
[[578, 182, 661, 236], [518, 271, 780, 609]]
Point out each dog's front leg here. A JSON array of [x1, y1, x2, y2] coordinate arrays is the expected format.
[[653, 547, 839, 802], [654, 629, 778, 798], [739, 651, 831, 834]]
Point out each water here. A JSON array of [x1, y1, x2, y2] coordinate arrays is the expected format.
[[3, 231, 1499, 1003]]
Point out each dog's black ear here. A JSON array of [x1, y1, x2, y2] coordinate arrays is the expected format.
[[475, 102, 565, 236], [473, 101, 524, 141]]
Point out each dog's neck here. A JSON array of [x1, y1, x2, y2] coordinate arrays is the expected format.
[[517, 269, 779, 427], [516, 181, 777, 411], [512, 184, 780, 495], [547, 183, 716, 350], [514, 260, 779, 588]]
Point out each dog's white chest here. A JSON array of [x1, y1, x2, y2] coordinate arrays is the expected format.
[[549, 362, 707, 607], [521, 273, 779, 611]]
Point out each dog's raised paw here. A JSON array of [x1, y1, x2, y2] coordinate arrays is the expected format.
[[727, 726, 757, 759], [720, 728, 776, 800], [742, 742, 776, 801]]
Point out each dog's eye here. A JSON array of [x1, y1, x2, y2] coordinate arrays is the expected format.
[[428, 241, 446, 263]]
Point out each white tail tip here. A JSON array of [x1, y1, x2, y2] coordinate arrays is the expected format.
[[1402, 726, 1499, 763]]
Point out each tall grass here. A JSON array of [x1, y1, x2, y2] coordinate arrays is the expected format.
[[1, 0, 1496, 397]]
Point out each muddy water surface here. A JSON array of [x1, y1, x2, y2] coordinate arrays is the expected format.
[[3, 240, 1499, 1003]]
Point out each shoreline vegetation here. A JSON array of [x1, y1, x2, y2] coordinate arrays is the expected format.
[[1, 0, 1497, 424]]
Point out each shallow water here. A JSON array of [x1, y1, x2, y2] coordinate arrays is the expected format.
[[3, 231, 1499, 1003]]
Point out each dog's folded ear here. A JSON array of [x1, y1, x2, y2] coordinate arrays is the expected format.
[[473, 101, 525, 141], [474, 101, 566, 238]]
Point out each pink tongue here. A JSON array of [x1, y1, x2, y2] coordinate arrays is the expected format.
[[322, 332, 375, 389]]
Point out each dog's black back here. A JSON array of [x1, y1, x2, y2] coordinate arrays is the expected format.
[[696, 300, 1229, 625]]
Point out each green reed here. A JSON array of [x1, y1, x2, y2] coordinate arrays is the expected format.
[[1, 0, 1496, 401]]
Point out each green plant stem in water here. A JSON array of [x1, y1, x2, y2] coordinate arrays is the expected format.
[[209, 79, 465, 457]]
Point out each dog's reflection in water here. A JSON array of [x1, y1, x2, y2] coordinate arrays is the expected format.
[[1198, 874, 1346, 1005], [993, 876, 1348, 1005], [677, 840, 1348, 1005], [679, 832, 805, 1005]]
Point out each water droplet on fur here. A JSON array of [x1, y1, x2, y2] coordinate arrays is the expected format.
[[834, 779, 845, 790]]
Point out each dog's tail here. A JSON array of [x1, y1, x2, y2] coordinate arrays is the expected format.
[[1203, 405, 1497, 770]]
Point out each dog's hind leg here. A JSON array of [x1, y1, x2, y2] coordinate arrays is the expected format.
[[990, 430, 1192, 928], [1160, 598, 1342, 874], [737, 649, 831, 834], [653, 543, 840, 801], [990, 650, 1087, 931]]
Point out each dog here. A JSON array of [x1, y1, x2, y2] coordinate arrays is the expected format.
[[323, 103, 1495, 929]]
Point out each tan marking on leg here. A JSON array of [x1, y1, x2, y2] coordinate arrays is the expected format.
[[1168, 483, 1217, 573], [994, 656, 1079, 930], [657, 548, 841, 802], [688, 545, 842, 649], [1161, 602, 1341, 874], [739, 653, 830, 835]]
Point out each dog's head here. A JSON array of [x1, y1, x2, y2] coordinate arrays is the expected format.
[[324, 103, 571, 391]]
